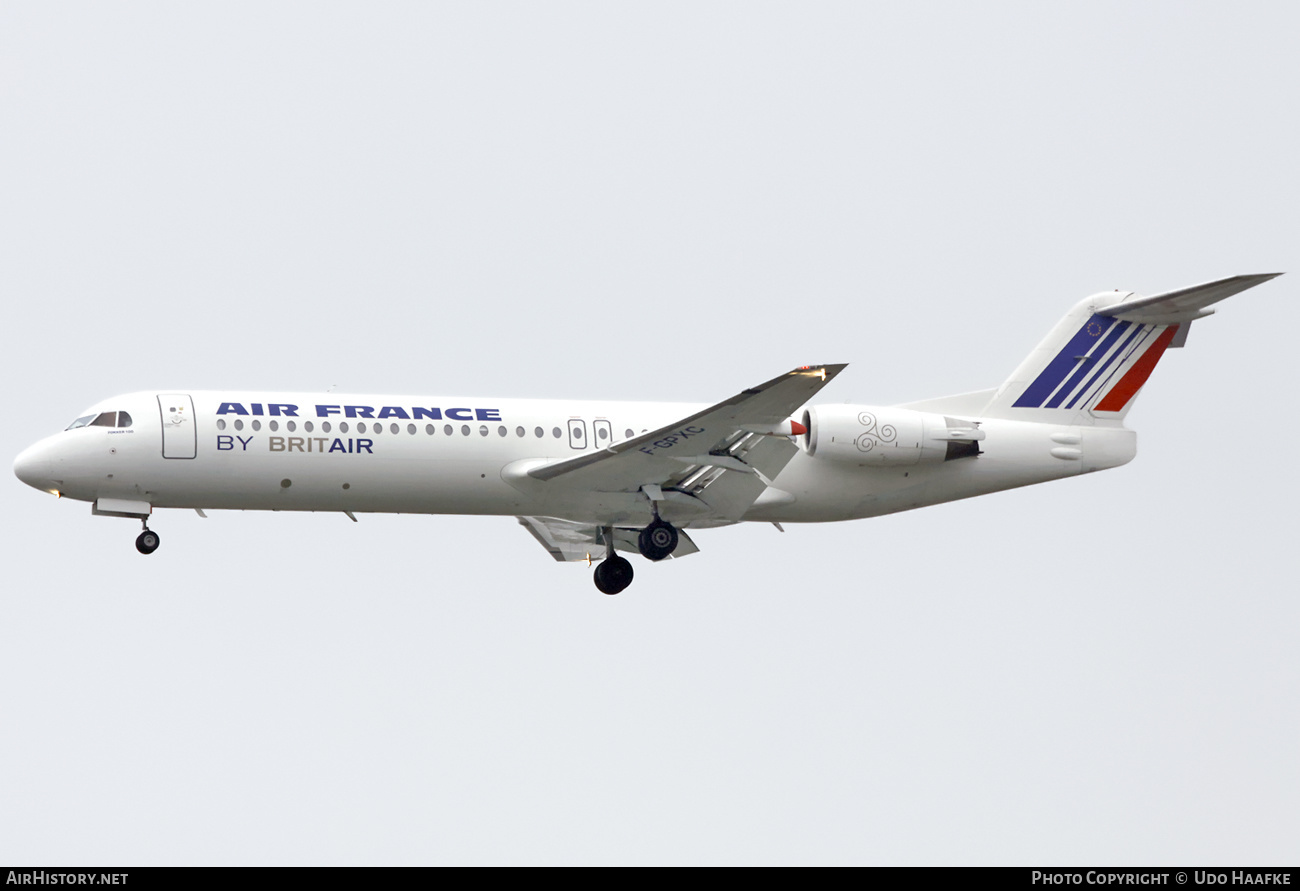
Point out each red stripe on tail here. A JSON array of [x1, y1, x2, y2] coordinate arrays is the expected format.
[[1094, 324, 1180, 413]]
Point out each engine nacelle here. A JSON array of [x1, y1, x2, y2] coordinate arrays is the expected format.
[[801, 405, 984, 466]]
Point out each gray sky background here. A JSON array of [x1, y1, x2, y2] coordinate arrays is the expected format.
[[2, 1, 1297, 865]]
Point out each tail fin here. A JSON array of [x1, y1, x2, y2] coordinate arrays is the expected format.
[[981, 273, 1281, 423]]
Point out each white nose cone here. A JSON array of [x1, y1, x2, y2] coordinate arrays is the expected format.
[[13, 442, 53, 492]]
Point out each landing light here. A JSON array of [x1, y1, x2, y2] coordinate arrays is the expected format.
[[49, 490, 61, 498]]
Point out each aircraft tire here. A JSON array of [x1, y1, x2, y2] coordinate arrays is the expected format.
[[594, 555, 634, 595], [135, 530, 160, 555], [637, 519, 679, 561]]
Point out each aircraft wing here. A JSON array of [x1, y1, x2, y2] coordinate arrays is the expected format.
[[527, 364, 846, 520], [518, 515, 701, 562]]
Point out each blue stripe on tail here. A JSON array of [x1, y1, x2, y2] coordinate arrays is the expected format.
[[1044, 319, 1132, 408], [1012, 314, 1112, 408]]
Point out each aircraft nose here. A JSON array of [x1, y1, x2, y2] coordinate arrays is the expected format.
[[13, 441, 55, 492]]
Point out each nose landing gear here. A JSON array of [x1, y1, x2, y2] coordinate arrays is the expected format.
[[135, 520, 160, 555]]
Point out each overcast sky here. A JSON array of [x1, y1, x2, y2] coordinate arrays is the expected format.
[[2, 1, 1297, 865]]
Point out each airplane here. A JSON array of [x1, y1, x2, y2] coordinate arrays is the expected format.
[[13, 273, 1280, 594]]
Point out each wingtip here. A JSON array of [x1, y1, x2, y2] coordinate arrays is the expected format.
[[1235, 272, 1285, 291], [792, 363, 848, 382]]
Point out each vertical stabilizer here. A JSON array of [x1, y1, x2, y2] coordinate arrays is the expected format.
[[980, 274, 1280, 423]]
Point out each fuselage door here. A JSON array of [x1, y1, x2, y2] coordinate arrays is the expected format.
[[567, 418, 588, 450], [593, 419, 613, 448], [158, 394, 197, 459]]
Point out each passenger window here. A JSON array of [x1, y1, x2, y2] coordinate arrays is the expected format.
[[426, 424, 435, 435], [304, 421, 314, 433], [253, 420, 263, 431], [340, 422, 349, 433], [407, 424, 416, 435], [118, 411, 133, 428], [461, 425, 471, 436], [625, 429, 633, 438], [287, 421, 297, 432], [535, 427, 543, 438], [498, 426, 507, 437], [479, 425, 489, 436], [321, 421, 330, 433], [234, 419, 244, 431], [444, 424, 453, 436], [516, 426, 525, 437], [217, 418, 227, 431], [357, 422, 367, 434], [391, 423, 399, 435], [269, 420, 278, 432], [552, 427, 562, 438]]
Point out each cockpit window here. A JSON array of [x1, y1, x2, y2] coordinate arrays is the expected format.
[[66, 411, 133, 430]]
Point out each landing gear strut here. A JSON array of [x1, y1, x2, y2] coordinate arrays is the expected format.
[[637, 518, 679, 562], [135, 520, 160, 555]]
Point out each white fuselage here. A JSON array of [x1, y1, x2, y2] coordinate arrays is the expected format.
[[14, 390, 1137, 529]]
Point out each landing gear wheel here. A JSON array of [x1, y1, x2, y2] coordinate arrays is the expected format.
[[593, 555, 634, 595], [637, 519, 679, 561], [135, 530, 160, 555]]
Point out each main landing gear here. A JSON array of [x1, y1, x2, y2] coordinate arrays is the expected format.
[[593, 554, 634, 595], [637, 518, 679, 562], [591, 519, 681, 595], [135, 520, 160, 555]]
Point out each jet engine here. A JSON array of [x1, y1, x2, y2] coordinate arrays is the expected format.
[[801, 405, 985, 466]]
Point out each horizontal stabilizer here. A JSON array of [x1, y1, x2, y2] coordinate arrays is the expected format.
[[1097, 273, 1281, 324]]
